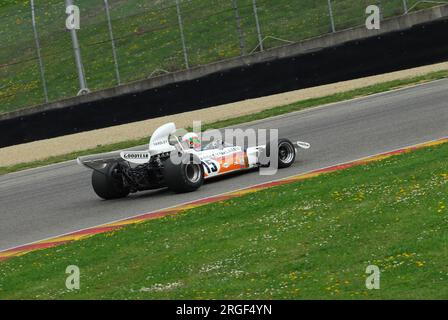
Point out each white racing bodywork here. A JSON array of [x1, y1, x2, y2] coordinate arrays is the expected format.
[[148, 122, 177, 156], [78, 122, 310, 176], [118, 123, 177, 165]]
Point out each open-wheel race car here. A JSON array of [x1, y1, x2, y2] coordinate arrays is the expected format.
[[77, 123, 310, 200]]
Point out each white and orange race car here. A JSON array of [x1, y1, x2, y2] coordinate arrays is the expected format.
[[77, 123, 310, 200]]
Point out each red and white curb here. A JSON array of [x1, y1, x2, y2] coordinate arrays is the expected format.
[[1, 137, 447, 262]]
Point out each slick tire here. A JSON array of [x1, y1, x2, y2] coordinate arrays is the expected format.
[[260, 138, 296, 169], [163, 154, 204, 193], [91, 163, 130, 200]]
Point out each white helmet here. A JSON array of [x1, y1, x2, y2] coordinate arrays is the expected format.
[[182, 132, 201, 151]]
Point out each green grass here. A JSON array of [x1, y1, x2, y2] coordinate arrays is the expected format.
[[1, 137, 447, 299], [0, 0, 437, 113], [1, 69, 447, 176]]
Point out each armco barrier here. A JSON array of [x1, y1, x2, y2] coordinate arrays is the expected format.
[[1, 14, 448, 148]]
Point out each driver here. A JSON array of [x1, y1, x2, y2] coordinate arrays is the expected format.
[[182, 132, 201, 151]]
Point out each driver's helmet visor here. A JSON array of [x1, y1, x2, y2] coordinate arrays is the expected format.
[[183, 135, 201, 150], [191, 138, 201, 150]]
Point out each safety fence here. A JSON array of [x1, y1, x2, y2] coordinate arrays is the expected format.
[[0, 0, 444, 113]]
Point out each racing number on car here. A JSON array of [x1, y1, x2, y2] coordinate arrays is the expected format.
[[202, 160, 219, 175]]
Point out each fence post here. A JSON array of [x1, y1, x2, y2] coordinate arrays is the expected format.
[[252, 0, 263, 51], [327, 0, 336, 33], [30, 0, 49, 103], [377, 0, 383, 20], [104, 0, 121, 85], [175, 0, 189, 69], [65, 0, 89, 95], [232, 0, 246, 56], [402, 0, 408, 13]]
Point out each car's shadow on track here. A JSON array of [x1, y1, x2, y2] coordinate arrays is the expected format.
[[125, 167, 261, 200], [123, 161, 303, 201]]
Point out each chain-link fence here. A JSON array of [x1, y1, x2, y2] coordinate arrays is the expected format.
[[0, 0, 445, 113]]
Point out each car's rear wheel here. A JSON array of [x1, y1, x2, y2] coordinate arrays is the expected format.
[[91, 163, 130, 200], [163, 154, 204, 193]]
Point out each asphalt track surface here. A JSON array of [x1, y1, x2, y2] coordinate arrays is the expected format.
[[1, 79, 447, 251]]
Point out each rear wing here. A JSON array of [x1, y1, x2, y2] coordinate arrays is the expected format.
[[77, 151, 123, 172], [77, 144, 153, 172], [77, 123, 181, 172]]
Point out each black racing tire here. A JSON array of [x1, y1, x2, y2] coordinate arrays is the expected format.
[[261, 138, 296, 169], [91, 163, 130, 200], [163, 154, 204, 193], [277, 138, 297, 168]]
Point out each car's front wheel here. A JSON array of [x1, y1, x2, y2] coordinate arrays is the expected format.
[[260, 138, 297, 169], [277, 138, 296, 168]]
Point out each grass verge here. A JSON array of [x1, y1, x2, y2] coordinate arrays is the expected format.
[[0, 139, 447, 299], [1, 69, 447, 176]]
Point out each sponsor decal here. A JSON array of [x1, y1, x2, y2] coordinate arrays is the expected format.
[[152, 139, 169, 146], [120, 151, 150, 164], [198, 147, 242, 160]]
